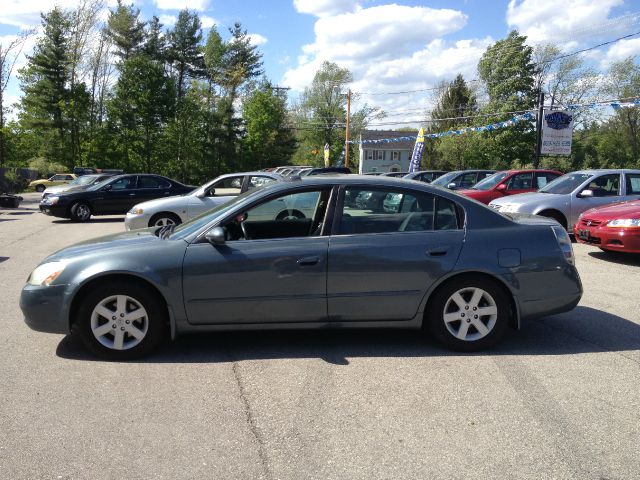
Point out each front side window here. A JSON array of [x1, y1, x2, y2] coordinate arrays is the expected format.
[[223, 189, 331, 241], [207, 176, 244, 196], [506, 172, 533, 190], [110, 176, 135, 190], [51, 175, 65, 181], [459, 172, 479, 188], [472, 172, 508, 191], [339, 188, 459, 234]]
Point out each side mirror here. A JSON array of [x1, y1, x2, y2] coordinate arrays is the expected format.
[[496, 183, 507, 191], [205, 227, 226, 245], [447, 182, 457, 189], [579, 189, 593, 198], [195, 189, 207, 198]]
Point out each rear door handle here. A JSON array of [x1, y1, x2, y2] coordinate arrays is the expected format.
[[298, 256, 320, 266], [129, 193, 136, 196], [427, 247, 449, 256]]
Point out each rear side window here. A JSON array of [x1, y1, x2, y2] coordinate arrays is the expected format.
[[139, 176, 171, 189], [536, 172, 561, 189], [625, 174, 640, 194], [339, 187, 460, 234]]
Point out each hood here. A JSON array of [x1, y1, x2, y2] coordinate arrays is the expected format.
[[131, 194, 190, 211], [488, 191, 549, 206], [44, 184, 68, 194], [46, 228, 168, 262], [581, 200, 640, 220]]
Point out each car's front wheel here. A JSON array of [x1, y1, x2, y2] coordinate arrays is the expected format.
[[426, 275, 510, 351], [149, 212, 181, 228], [70, 202, 92, 222], [75, 281, 167, 360]]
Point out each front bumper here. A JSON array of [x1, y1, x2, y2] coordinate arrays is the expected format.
[[573, 224, 640, 253], [39, 203, 69, 218], [125, 213, 151, 231], [20, 284, 71, 334]]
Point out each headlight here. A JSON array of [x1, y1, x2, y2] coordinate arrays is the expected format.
[[27, 261, 67, 286], [606, 218, 640, 228], [129, 207, 144, 215], [498, 204, 516, 213], [45, 196, 59, 205]]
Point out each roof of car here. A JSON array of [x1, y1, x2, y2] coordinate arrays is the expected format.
[[570, 169, 640, 174]]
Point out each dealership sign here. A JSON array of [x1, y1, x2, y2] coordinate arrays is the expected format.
[[541, 110, 574, 155]]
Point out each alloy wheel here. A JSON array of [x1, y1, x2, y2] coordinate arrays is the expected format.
[[90, 294, 149, 350], [442, 287, 498, 342]]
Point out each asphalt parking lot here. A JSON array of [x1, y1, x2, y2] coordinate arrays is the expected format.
[[1, 192, 639, 480]]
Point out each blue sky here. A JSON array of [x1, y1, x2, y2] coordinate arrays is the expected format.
[[2, 0, 640, 123]]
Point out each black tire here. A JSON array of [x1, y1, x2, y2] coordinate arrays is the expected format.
[[35, 185, 45, 193], [74, 280, 167, 360], [70, 202, 92, 222], [149, 212, 182, 228], [275, 209, 305, 220], [539, 210, 567, 229], [426, 275, 510, 352]]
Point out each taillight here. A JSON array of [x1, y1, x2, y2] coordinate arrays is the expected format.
[[552, 225, 574, 265]]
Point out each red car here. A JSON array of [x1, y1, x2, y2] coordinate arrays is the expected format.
[[574, 200, 640, 253], [457, 169, 563, 204]]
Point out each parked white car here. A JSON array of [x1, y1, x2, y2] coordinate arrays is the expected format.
[[125, 172, 282, 230]]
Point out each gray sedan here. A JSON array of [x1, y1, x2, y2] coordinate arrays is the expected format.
[[488, 169, 640, 229], [21, 175, 582, 360]]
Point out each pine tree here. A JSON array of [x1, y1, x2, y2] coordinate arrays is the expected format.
[[167, 10, 205, 99], [19, 7, 73, 166], [105, 0, 146, 63]]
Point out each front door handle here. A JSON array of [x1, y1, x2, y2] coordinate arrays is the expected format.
[[427, 247, 449, 256], [298, 256, 320, 266], [129, 193, 136, 196]]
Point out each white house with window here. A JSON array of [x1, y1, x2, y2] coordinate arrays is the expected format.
[[358, 130, 417, 173]]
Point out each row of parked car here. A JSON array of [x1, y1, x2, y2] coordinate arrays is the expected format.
[[35, 166, 640, 254]]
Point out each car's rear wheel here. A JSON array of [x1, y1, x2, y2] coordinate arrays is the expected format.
[[426, 275, 510, 351], [149, 212, 181, 228], [75, 281, 167, 360], [70, 202, 92, 222], [35, 185, 45, 193]]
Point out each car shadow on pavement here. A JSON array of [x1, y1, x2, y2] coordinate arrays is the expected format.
[[56, 306, 640, 364], [51, 217, 124, 224], [588, 250, 640, 266]]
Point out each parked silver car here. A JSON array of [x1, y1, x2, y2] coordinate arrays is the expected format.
[[21, 175, 582, 360], [489, 169, 640, 229], [124, 171, 282, 230]]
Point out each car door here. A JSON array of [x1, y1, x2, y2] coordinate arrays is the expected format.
[[327, 186, 464, 322], [182, 187, 333, 325], [504, 172, 534, 196], [623, 172, 640, 201], [94, 175, 138, 214], [136, 175, 174, 204], [570, 173, 622, 227]]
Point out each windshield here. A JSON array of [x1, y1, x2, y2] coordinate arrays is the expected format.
[[169, 188, 260, 240], [472, 171, 508, 190], [539, 173, 592, 194], [88, 176, 115, 191], [430, 171, 460, 186]]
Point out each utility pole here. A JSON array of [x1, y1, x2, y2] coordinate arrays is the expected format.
[[534, 91, 545, 168], [345, 89, 351, 169]]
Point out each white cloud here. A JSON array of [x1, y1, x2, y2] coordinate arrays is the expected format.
[[600, 38, 640, 67], [154, 0, 209, 12], [158, 14, 177, 27], [0, 0, 80, 28], [200, 15, 217, 29], [283, 4, 469, 91], [248, 33, 267, 46], [293, 0, 360, 18], [506, 0, 624, 44]]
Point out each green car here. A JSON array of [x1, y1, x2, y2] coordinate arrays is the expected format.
[[29, 173, 76, 193]]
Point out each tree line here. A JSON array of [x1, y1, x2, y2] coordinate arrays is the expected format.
[[0, 5, 639, 185]]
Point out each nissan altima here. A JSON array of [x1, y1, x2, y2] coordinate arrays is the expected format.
[[21, 175, 582, 360]]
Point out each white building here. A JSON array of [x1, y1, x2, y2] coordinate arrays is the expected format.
[[357, 130, 418, 174]]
